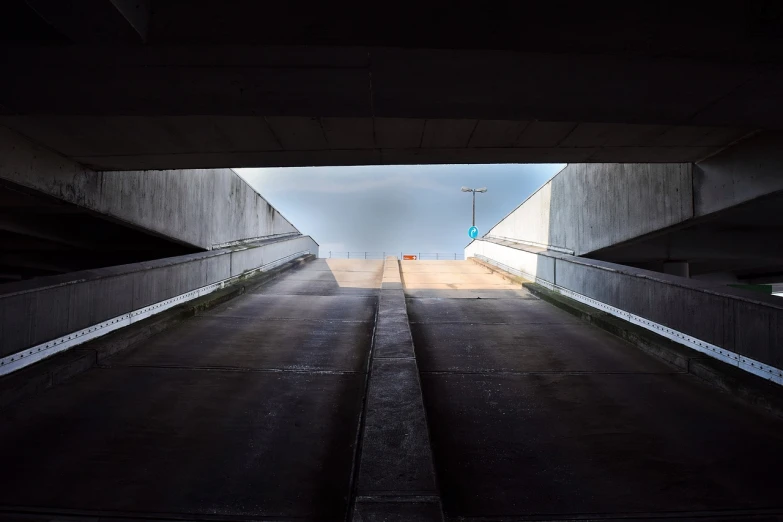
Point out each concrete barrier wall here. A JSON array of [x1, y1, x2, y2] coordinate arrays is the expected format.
[[467, 238, 555, 284], [0, 235, 318, 363], [487, 163, 693, 255], [487, 180, 556, 250], [0, 127, 298, 249], [466, 238, 783, 382], [485, 137, 783, 258]]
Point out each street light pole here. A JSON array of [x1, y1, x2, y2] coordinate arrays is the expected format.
[[472, 190, 476, 226], [461, 186, 487, 228]]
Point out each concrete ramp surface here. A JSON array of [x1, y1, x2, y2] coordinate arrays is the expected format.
[[1, 260, 782, 520], [402, 261, 783, 520], [0, 259, 382, 520]]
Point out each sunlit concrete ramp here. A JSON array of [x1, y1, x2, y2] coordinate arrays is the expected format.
[[402, 260, 527, 298], [0, 258, 382, 520], [402, 260, 783, 520]]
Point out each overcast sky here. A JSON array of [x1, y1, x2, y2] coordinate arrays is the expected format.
[[237, 164, 564, 257]]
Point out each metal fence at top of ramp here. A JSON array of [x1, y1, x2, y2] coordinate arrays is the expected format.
[[322, 252, 465, 260]]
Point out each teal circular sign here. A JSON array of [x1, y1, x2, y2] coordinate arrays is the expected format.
[[468, 226, 479, 239]]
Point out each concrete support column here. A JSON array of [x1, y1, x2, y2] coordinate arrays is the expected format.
[[664, 261, 690, 278]]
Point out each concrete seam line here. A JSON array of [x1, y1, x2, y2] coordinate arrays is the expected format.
[[473, 253, 783, 387], [0, 251, 312, 377]]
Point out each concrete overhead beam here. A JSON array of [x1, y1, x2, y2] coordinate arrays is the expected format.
[[597, 228, 783, 264], [0, 46, 769, 126], [25, 0, 149, 43], [695, 132, 783, 217]]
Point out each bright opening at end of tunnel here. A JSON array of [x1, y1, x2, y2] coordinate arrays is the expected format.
[[235, 163, 564, 258], [308, 258, 531, 294]]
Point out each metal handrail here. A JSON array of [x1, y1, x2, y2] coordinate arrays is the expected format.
[[322, 252, 465, 260]]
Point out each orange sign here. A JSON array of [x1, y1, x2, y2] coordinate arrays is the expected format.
[[403, 255, 417, 260]]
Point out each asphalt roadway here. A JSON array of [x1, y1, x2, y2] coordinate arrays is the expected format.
[[0, 259, 782, 521]]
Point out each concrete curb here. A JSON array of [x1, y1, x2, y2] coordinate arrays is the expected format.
[[351, 257, 444, 522], [0, 254, 315, 411], [470, 257, 783, 420]]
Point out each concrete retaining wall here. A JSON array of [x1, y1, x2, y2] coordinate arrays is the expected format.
[[466, 238, 783, 381], [0, 235, 318, 363], [487, 135, 783, 257], [0, 126, 298, 249], [487, 163, 693, 255]]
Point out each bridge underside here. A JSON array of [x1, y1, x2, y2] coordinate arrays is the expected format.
[[0, 115, 757, 170], [2, 1, 783, 169]]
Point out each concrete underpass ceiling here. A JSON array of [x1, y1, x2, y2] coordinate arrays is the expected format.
[[0, 116, 757, 170], [1, 1, 782, 169]]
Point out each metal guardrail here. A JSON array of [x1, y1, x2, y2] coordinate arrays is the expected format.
[[323, 252, 465, 260]]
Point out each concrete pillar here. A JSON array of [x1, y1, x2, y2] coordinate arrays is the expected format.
[[664, 261, 690, 278]]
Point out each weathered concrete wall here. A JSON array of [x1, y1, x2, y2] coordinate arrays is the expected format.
[[467, 238, 783, 380], [694, 131, 783, 217], [486, 135, 783, 259], [487, 163, 693, 255], [0, 235, 318, 363], [0, 126, 298, 249], [488, 179, 555, 250]]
